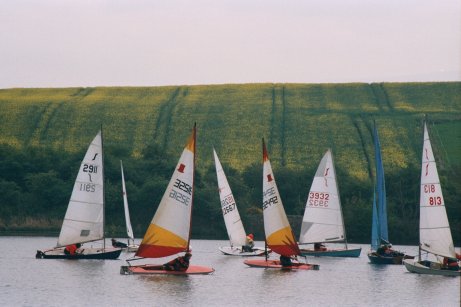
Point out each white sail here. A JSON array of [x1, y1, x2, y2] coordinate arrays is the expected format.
[[419, 122, 455, 258], [57, 131, 104, 247], [299, 149, 345, 244], [121, 161, 134, 241], [213, 149, 247, 247]]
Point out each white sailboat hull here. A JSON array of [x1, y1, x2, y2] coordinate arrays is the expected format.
[[218, 246, 268, 256], [403, 259, 461, 276]]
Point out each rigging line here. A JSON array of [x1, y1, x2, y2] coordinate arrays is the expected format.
[[432, 122, 451, 169]]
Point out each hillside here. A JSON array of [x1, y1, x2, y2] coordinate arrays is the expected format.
[[0, 82, 460, 244]]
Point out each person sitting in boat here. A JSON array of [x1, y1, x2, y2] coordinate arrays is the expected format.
[[314, 243, 327, 251], [64, 243, 82, 255], [111, 238, 128, 248], [163, 252, 192, 272], [377, 244, 393, 256], [242, 233, 255, 252], [443, 257, 460, 271], [279, 255, 293, 267]]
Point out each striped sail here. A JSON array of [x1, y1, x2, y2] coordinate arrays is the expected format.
[[213, 149, 247, 247], [136, 126, 196, 258], [57, 131, 104, 247], [299, 149, 345, 244], [262, 139, 299, 257], [419, 122, 455, 258], [121, 161, 135, 242]]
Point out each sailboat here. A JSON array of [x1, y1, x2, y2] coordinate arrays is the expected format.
[[298, 149, 361, 257], [368, 121, 413, 264], [111, 161, 139, 252], [213, 149, 266, 256], [244, 139, 319, 270], [36, 130, 122, 259], [403, 121, 460, 276], [120, 124, 214, 275]]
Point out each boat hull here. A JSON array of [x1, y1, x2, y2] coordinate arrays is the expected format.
[[244, 259, 319, 270], [36, 247, 122, 260], [404, 259, 461, 276], [120, 264, 215, 275], [219, 246, 268, 256], [368, 252, 414, 265], [300, 247, 361, 258]]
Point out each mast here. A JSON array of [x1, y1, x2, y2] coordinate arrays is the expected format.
[[101, 124, 106, 250], [187, 123, 196, 252], [330, 149, 348, 248]]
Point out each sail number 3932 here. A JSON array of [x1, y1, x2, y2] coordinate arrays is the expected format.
[[308, 192, 329, 207]]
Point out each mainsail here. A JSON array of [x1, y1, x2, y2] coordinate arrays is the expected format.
[[213, 149, 247, 247], [419, 122, 455, 258], [262, 139, 299, 257], [370, 122, 388, 251], [57, 131, 104, 247], [121, 160, 135, 243], [135, 125, 195, 258], [299, 149, 345, 244]]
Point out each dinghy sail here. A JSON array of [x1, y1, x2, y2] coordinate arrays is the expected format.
[[404, 121, 460, 276], [111, 161, 139, 252], [368, 121, 412, 264], [298, 149, 361, 257], [36, 129, 122, 259], [244, 139, 319, 270], [213, 149, 265, 256], [121, 124, 214, 275]]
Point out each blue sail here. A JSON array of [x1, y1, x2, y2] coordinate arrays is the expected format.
[[371, 122, 388, 250], [371, 187, 380, 251]]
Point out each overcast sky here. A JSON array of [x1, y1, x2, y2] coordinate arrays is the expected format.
[[1, 0, 460, 88]]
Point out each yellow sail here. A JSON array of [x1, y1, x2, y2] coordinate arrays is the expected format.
[[262, 139, 300, 257], [136, 125, 195, 258]]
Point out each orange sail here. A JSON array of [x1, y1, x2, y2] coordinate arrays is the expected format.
[[262, 139, 300, 257], [136, 125, 196, 258]]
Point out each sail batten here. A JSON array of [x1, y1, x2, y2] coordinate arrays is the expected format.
[[136, 126, 196, 259]]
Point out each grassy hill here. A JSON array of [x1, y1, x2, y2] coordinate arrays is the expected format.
[[0, 82, 460, 243]]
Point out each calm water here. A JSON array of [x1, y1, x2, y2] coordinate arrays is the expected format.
[[1, 237, 459, 307]]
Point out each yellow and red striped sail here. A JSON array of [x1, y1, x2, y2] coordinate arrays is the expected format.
[[136, 125, 196, 258], [262, 139, 300, 257]]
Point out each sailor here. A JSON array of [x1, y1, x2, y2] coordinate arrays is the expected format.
[[163, 252, 192, 271], [314, 243, 327, 251], [242, 234, 255, 252], [64, 243, 81, 255], [443, 257, 460, 271], [279, 255, 293, 267]]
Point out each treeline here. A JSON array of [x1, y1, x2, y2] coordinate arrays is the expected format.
[[1, 142, 459, 246]]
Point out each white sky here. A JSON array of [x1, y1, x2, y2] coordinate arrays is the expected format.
[[1, 0, 460, 88]]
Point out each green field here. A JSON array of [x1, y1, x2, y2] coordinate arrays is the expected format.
[[1, 83, 460, 176], [0, 82, 460, 243]]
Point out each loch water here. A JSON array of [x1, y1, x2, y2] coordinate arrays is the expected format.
[[1, 237, 459, 306]]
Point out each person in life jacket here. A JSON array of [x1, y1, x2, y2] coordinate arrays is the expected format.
[[443, 257, 460, 271], [163, 252, 192, 271], [64, 243, 81, 255], [314, 243, 327, 252], [242, 234, 255, 252], [279, 255, 293, 267]]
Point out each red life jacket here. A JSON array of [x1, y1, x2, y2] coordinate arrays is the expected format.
[[65, 244, 77, 255]]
